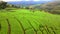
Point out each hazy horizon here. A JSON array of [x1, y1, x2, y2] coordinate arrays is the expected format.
[[3, 0, 53, 2]]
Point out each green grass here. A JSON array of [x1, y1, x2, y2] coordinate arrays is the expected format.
[[0, 9, 60, 34]]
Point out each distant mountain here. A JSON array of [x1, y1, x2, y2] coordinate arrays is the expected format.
[[7, 1, 53, 7]]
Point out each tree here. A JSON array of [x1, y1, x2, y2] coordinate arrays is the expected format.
[[0, 1, 7, 9]]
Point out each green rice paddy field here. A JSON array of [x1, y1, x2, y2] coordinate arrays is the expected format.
[[0, 9, 60, 34]]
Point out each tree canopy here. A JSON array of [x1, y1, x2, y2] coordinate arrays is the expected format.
[[0, 1, 7, 9]]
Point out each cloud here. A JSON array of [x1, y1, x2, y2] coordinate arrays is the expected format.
[[3, 0, 53, 2], [3, 0, 22, 1]]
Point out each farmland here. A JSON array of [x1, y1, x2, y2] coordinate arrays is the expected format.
[[0, 9, 60, 34]]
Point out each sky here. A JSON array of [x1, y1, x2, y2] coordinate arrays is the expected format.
[[3, 0, 53, 2]]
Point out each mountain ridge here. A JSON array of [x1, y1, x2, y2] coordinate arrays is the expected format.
[[7, 1, 53, 7]]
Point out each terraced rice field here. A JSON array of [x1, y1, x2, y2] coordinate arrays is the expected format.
[[0, 9, 60, 34]]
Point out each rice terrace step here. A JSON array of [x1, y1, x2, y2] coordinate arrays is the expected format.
[[0, 9, 60, 34]]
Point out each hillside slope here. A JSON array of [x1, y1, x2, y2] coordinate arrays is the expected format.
[[0, 9, 60, 34], [33, 1, 60, 14]]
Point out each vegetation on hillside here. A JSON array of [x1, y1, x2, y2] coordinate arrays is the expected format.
[[31, 1, 60, 14], [40, 1, 60, 14], [0, 1, 60, 34], [0, 1, 60, 15], [0, 9, 60, 34]]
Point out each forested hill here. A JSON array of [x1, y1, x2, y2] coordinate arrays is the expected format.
[[31, 1, 60, 14]]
